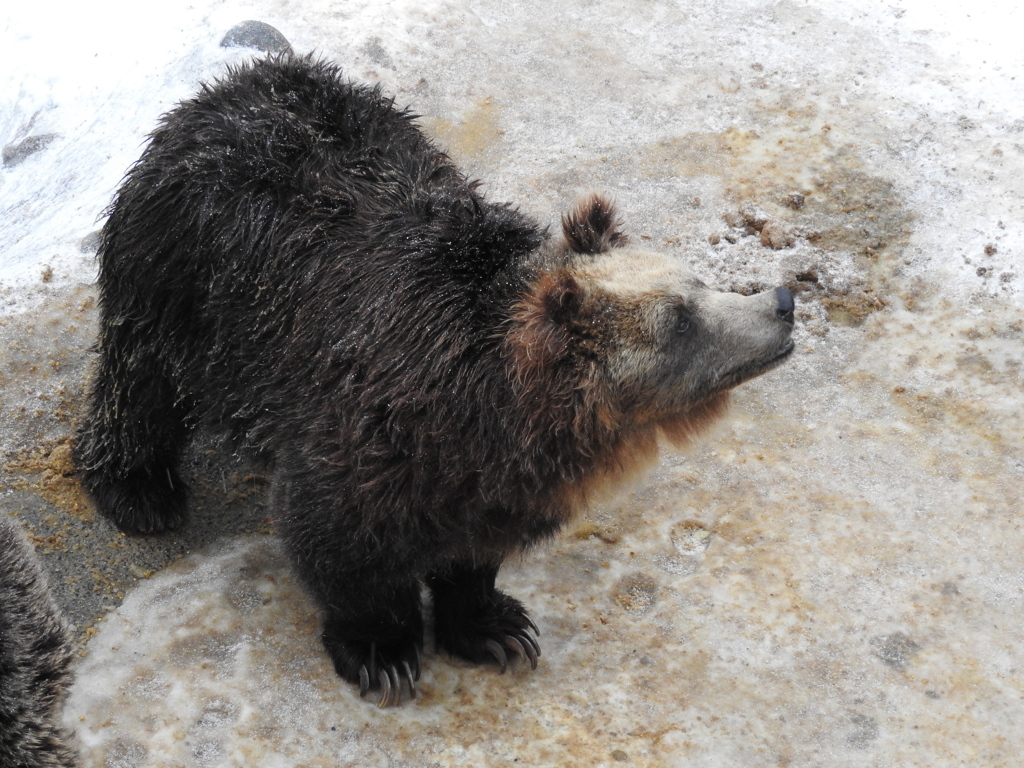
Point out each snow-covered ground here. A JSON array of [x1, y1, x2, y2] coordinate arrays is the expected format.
[[2, 1, 1022, 766]]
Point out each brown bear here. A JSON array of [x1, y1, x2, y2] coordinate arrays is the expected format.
[[74, 54, 795, 706], [0, 518, 77, 767]]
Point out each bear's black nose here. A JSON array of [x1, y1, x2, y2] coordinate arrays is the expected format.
[[775, 286, 795, 324]]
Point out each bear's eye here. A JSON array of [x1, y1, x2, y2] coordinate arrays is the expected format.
[[676, 308, 693, 335]]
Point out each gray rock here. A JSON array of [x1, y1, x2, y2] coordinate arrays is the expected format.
[[220, 21, 292, 55], [79, 231, 102, 254], [3, 134, 59, 167], [870, 632, 921, 671], [361, 37, 394, 69]]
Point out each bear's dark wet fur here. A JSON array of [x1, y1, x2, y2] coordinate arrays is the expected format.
[[76, 55, 771, 706], [0, 519, 77, 767], [74, 55, 583, 705]]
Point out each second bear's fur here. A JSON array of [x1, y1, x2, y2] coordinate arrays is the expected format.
[[0, 518, 77, 767], [75, 55, 794, 706]]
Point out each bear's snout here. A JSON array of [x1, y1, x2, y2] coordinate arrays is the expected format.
[[775, 286, 795, 325]]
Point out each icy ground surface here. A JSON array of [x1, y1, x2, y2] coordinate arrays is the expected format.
[[2, 0, 1023, 766]]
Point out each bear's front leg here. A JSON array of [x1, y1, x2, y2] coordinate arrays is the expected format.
[[273, 457, 423, 706], [319, 578, 424, 708], [427, 562, 541, 673]]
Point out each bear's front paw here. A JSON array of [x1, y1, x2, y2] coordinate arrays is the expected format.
[[323, 632, 422, 708], [434, 589, 542, 674]]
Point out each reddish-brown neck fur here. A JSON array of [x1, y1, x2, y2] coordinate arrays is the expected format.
[[502, 273, 731, 520]]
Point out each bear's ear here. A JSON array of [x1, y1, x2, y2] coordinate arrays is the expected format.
[[561, 193, 628, 255], [541, 272, 584, 324], [507, 271, 584, 375]]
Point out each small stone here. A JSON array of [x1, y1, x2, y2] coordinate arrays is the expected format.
[[760, 220, 795, 249], [79, 231, 102, 253], [984, 243, 997, 255], [709, 233, 721, 245], [3, 134, 59, 167], [870, 632, 920, 671], [220, 21, 292, 55], [722, 211, 744, 229], [795, 269, 819, 284], [786, 192, 805, 209], [362, 37, 394, 68], [739, 204, 769, 231]]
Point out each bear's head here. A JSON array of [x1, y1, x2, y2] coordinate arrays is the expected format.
[[506, 194, 795, 450]]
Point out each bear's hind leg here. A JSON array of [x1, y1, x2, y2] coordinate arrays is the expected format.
[[427, 562, 541, 674], [75, 343, 190, 534]]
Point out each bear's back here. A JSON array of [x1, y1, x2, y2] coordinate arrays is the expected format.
[[119, 56, 468, 239], [94, 56, 545, 451]]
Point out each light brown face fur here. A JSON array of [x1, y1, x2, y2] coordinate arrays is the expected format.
[[507, 195, 793, 427], [503, 194, 794, 514], [572, 247, 794, 419]]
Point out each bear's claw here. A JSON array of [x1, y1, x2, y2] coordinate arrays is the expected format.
[[431, 579, 543, 675], [504, 636, 530, 671], [511, 633, 540, 669], [357, 656, 420, 707], [479, 629, 542, 674], [330, 633, 422, 707], [524, 614, 541, 637], [358, 664, 370, 696], [484, 638, 508, 673], [402, 661, 418, 698]]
